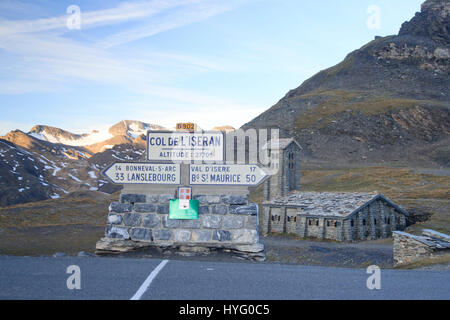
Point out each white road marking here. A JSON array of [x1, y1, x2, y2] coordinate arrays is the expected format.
[[130, 260, 169, 300]]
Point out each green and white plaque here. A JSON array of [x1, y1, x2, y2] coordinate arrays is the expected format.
[[169, 199, 199, 220]]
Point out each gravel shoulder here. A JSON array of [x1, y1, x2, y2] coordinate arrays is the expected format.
[[262, 235, 394, 268], [0, 224, 395, 268]]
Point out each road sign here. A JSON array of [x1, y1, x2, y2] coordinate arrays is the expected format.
[[176, 123, 196, 131], [189, 164, 269, 186], [169, 199, 199, 220], [102, 162, 181, 185], [147, 131, 224, 162], [177, 186, 192, 200]]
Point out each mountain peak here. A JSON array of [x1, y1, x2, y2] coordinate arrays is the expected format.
[[29, 125, 88, 142], [108, 120, 166, 138], [211, 125, 235, 133], [399, 0, 450, 45]]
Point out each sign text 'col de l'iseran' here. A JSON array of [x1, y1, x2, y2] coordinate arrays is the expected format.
[[147, 131, 224, 162], [102, 130, 269, 187]]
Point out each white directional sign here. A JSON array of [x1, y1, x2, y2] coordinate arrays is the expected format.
[[147, 131, 224, 162], [102, 162, 181, 185], [189, 164, 269, 186]]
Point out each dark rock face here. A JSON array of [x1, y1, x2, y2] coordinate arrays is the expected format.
[[110, 202, 132, 213], [120, 194, 146, 204], [142, 214, 160, 228], [212, 205, 228, 215], [0, 139, 54, 206], [221, 195, 249, 205], [157, 205, 169, 214], [153, 229, 171, 240], [131, 228, 152, 241], [230, 204, 258, 215], [105, 225, 130, 239], [399, 0, 450, 45], [212, 230, 232, 242], [243, 0, 450, 168], [123, 213, 141, 227], [134, 203, 156, 213]]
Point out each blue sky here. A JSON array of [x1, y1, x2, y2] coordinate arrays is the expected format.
[[0, 0, 424, 135]]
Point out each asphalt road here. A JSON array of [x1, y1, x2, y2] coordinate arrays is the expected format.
[[0, 256, 448, 300]]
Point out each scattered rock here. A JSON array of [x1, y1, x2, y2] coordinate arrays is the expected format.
[[77, 251, 95, 257], [53, 252, 66, 258]]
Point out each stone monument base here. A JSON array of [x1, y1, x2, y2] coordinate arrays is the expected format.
[[95, 193, 266, 261], [95, 237, 265, 261]]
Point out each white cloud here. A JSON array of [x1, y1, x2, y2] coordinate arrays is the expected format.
[[98, 0, 237, 48], [0, 0, 244, 94], [0, 0, 204, 37], [0, 31, 230, 94], [0, 0, 259, 131]]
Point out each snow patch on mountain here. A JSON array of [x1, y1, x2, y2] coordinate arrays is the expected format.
[[30, 128, 113, 146], [68, 174, 81, 182]]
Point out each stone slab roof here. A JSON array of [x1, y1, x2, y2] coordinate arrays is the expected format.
[[263, 192, 407, 218], [394, 231, 450, 250], [262, 138, 302, 150], [422, 229, 450, 242]]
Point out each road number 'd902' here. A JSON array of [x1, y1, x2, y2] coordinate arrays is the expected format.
[[176, 123, 196, 131]]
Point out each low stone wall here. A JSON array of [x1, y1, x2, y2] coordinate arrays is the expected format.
[[96, 193, 265, 261], [393, 230, 450, 266]]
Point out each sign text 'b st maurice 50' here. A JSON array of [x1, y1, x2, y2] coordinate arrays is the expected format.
[[189, 164, 269, 186]]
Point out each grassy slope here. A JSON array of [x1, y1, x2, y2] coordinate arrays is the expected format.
[[0, 191, 118, 229], [0, 191, 119, 256], [293, 90, 443, 130]]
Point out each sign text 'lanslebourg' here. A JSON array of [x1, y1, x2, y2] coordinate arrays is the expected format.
[[103, 163, 181, 185]]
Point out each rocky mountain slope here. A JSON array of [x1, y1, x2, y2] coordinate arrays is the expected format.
[[243, 0, 449, 167], [0, 138, 55, 206], [0, 121, 155, 206], [0, 120, 236, 207]]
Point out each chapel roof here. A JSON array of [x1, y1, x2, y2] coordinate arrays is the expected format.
[[264, 192, 408, 218], [262, 138, 302, 150]]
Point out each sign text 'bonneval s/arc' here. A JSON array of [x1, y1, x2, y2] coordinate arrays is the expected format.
[[147, 131, 224, 162], [103, 163, 181, 185], [189, 164, 269, 186]]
